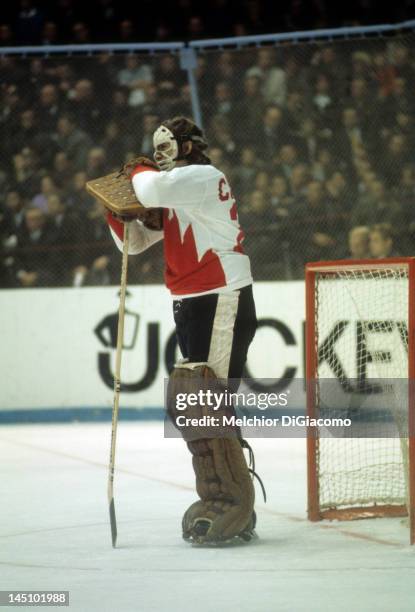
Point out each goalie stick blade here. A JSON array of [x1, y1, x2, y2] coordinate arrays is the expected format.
[[109, 498, 117, 548]]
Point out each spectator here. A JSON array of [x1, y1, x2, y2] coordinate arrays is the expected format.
[[65, 171, 94, 212], [234, 76, 264, 144], [233, 147, 259, 195], [369, 223, 398, 258], [117, 55, 153, 107], [15, 0, 44, 44], [290, 163, 310, 198], [36, 84, 61, 133], [298, 180, 337, 261], [67, 79, 102, 136], [31, 176, 59, 211], [352, 179, 403, 229], [210, 82, 234, 123], [2, 190, 26, 237], [377, 134, 410, 188], [246, 48, 287, 106], [312, 74, 335, 127], [71, 22, 91, 44], [138, 115, 160, 157], [15, 208, 50, 286], [54, 114, 93, 170], [118, 20, 135, 43], [259, 105, 288, 161], [348, 226, 370, 258], [269, 175, 293, 219], [51, 151, 73, 188], [275, 144, 299, 180]]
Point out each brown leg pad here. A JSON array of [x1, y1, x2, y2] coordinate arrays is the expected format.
[[182, 437, 255, 543]]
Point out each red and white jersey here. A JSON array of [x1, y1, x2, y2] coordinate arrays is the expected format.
[[108, 164, 252, 298]]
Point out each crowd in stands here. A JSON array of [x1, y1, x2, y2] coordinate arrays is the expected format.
[[1, 36, 415, 286], [0, 1, 413, 46]]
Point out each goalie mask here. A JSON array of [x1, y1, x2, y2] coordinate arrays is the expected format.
[[153, 117, 210, 171], [153, 125, 179, 171]]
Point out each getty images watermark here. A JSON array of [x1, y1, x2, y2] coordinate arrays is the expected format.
[[164, 377, 411, 438], [173, 388, 351, 429]]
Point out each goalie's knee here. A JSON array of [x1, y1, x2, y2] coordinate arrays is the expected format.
[[166, 362, 238, 441]]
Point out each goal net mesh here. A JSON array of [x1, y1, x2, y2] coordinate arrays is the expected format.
[[313, 264, 409, 513]]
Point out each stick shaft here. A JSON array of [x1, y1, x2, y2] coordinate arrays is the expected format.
[[108, 222, 130, 547]]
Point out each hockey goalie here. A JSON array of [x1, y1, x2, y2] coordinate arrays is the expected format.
[[103, 116, 261, 545]]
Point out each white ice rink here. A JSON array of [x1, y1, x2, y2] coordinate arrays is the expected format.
[[1, 422, 414, 612]]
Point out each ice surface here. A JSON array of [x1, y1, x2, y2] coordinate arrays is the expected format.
[[1, 423, 414, 612]]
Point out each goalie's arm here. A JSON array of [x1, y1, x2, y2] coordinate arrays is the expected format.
[[107, 212, 163, 255], [131, 165, 207, 211]]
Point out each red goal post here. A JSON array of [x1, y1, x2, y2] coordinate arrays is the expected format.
[[305, 258, 415, 544]]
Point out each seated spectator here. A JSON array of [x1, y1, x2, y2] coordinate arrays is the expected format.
[[65, 171, 95, 212], [209, 82, 234, 124], [71, 22, 91, 44], [15, 208, 50, 287], [215, 52, 239, 92], [369, 223, 399, 258], [51, 151, 73, 189], [348, 226, 370, 259], [285, 91, 309, 136], [99, 121, 129, 168], [118, 19, 135, 43], [154, 55, 185, 95], [245, 48, 287, 106], [326, 171, 349, 212], [254, 170, 270, 194], [234, 76, 264, 144], [260, 106, 290, 162], [67, 79, 103, 137], [12, 147, 39, 197], [290, 163, 310, 198], [2, 190, 26, 237], [41, 21, 58, 45], [269, 175, 294, 218], [346, 77, 374, 124], [31, 176, 59, 211], [117, 55, 153, 108], [376, 133, 410, 188], [232, 146, 259, 196], [312, 74, 335, 127], [85, 147, 108, 179], [297, 180, 338, 262], [45, 193, 80, 278], [36, 84, 61, 133], [54, 114, 93, 170], [274, 144, 300, 180], [108, 88, 132, 128], [351, 179, 403, 229], [72, 200, 116, 286], [207, 114, 236, 157]]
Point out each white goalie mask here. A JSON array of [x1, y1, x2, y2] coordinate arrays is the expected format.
[[153, 125, 179, 171]]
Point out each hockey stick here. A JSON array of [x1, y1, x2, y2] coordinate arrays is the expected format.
[[108, 222, 130, 548]]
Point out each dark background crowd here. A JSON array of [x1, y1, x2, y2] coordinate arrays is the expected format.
[[0, 2, 415, 287], [0, 1, 414, 46]]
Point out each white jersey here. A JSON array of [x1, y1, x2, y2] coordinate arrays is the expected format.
[[110, 164, 253, 298]]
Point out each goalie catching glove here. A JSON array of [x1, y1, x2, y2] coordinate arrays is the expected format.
[[86, 155, 163, 230]]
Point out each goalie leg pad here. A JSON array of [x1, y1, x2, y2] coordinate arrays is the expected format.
[[167, 363, 255, 544], [182, 437, 255, 544]]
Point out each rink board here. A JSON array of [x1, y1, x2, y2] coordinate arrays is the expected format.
[[0, 282, 305, 422]]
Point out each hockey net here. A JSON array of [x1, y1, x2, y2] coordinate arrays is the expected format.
[[306, 258, 415, 543]]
